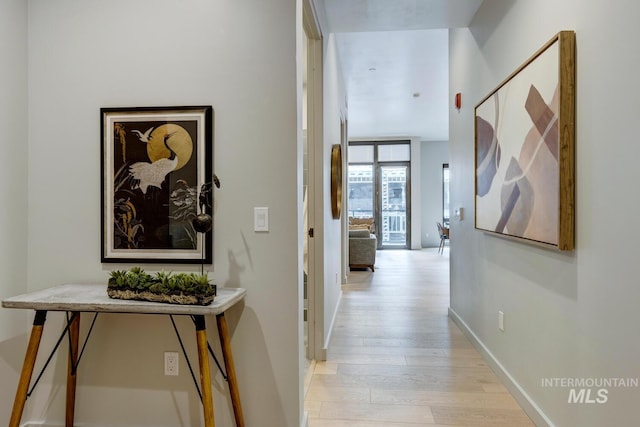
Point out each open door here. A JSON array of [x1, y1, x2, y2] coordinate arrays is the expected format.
[[302, 0, 324, 375]]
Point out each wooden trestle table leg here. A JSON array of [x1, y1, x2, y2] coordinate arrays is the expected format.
[[9, 310, 47, 427], [194, 315, 215, 427], [66, 312, 80, 427], [216, 313, 245, 427]]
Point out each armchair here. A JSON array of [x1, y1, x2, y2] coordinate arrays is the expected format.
[[348, 228, 377, 272]]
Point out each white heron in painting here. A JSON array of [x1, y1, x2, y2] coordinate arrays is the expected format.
[[129, 125, 192, 194]]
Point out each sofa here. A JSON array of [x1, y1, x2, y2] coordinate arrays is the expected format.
[[348, 228, 377, 272]]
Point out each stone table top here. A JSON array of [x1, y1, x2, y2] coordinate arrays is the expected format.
[[2, 284, 246, 316]]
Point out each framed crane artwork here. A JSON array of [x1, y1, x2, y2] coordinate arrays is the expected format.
[[101, 106, 213, 263]]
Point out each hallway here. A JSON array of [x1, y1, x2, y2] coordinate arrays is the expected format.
[[305, 249, 534, 426]]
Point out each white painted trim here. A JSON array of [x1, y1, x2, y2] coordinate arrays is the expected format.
[[321, 289, 343, 361], [303, 0, 326, 364], [448, 307, 553, 427], [301, 410, 309, 427], [24, 424, 89, 427], [410, 138, 422, 249], [24, 424, 189, 427], [309, 32, 325, 362]]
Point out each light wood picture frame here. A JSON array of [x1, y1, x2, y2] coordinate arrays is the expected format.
[[474, 31, 575, 251]]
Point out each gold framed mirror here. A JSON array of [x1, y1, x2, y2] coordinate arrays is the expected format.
[[330, 144, 342, 219]]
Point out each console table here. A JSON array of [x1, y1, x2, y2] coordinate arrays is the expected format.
[[2, 284, 246, 427]]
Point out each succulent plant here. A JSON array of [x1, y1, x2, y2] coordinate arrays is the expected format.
[[107, 268, 215, 297]]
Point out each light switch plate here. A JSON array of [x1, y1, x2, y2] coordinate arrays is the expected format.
[[254, 207, 269, 232]]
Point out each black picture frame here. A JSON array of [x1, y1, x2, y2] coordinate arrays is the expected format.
[[101, 106, 213, 263]]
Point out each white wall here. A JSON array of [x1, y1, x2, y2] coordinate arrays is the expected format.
[[420, 140, 448, 248], [449, 1, 640, 426], [321, 33, 346, 352], [11, 0, 301, 426], [410, 138, 422, 249], [0, 0, 28, 419]]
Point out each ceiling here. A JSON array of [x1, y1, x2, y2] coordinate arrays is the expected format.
[[319, 0, 484, 141]]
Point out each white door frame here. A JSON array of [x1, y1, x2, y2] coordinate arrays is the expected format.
[[302, 0, 325, 362]]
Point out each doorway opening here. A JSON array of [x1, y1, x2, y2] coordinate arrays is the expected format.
[[302, 0, 324, 394], [347, 141, 411, 249], [442, 163, 450, 227]]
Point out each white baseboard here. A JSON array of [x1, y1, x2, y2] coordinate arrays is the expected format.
[[24, 423, 104, 427], [321, 289, 342, 360], [24, 424, 63, 427], [448, 307, 553, 427]]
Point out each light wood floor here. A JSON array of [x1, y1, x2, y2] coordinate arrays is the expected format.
[[304, 248, 535, 427]]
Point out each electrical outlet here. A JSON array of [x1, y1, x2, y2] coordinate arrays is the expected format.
[[498, 311, 505, 332], [164, 351, 179, 376]]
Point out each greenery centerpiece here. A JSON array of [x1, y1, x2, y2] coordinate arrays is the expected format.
[[107, 267, 217, 305]]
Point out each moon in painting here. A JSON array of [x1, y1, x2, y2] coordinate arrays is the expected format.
[[146, 124, 193, 170]]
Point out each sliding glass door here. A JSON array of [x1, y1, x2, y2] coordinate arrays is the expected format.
[[379, 164, 409, 248], [347, 164, 374, 219], [348, 141, 411, 249]]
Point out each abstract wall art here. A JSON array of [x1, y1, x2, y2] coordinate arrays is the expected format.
[[474, 31, 575, 251], [101, 106, 213, 263]]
